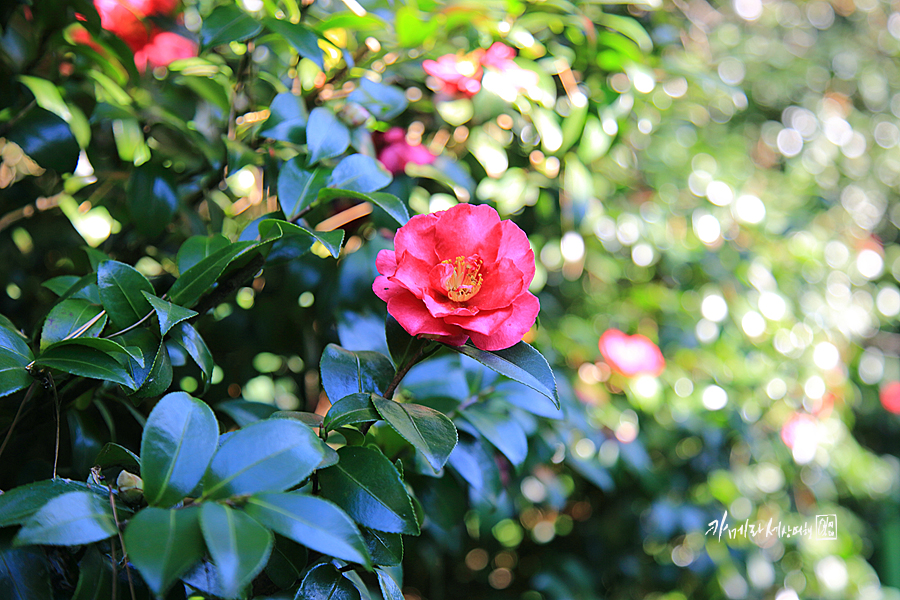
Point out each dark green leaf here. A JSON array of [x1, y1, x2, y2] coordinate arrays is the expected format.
[[264, 18, 324, 70], [244, 492, 370, 567], [0, 350, 32, 399], [97, 260, 154, 330], [258, 219, 344, 259], [348, 78, 408, 121], [35, 344, 134, 387], [323, 393, 380, 432], [72, 546, 113, 600], [200, 4, 263, 50], [142, 292, 197, 337], [295, 563, 360, 600], [199, 503, 273, 599], [277, 160, 330, 220], [317, 189, 409, 226], [167, 241, 257, 308], [124, 506, 204, 597], [39, 299, 106, 347], [43, 337, 142, 367], [361, 528, 402, 567], [6, 106, 79, 174], [216, 399, 278, 427], [373, 397, 457, 471], [494, 380, 562, 418], [270, 411, 324, 429], [447, 436, 501, 502], [14, 491, 116, 546], [445, 342, 559, 407], [320, 344, 394, 403], [127, 165, 179, 238], [120, 330, 173, 398], [0, 479, 100, 528], [141, 391, 218, 507], [94, 442, 141, 471], [259, 92, 308, 144], [42, 273, 100, 303], [169, 323, 213, 390], [306, 107, 350, 165], [460, 404, 528, 467], [264, 535, 308, 589], [376, 568, 404, 600], [202, 419, 326, 500], [385, 314, 431, 370], [176, 234, 231, 274], [0, 531, 53, 600], [328, 154, 392, 193], [318, 446, 419, 535]]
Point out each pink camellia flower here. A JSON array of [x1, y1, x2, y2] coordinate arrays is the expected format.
[[374, 128, 437, 175], [598, 329, 665, 377], [880, 381, 900, 414], [422, 52, 484, 97], [133, 29, 197, 72], [373, 203, 540, 351], [480, 42, 517, 70]]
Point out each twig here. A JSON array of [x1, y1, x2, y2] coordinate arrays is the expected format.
[[49, 373, 59, 479], [64, 310, 107, 341], [190, 253, 266, 319], [0, 383, 36, 464], [103, 309, 155, 339]]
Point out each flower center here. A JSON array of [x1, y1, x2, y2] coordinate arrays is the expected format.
[[442, 255, 483, 302]]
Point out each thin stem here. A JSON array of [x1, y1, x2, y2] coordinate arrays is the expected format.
[[103, 309, 155, 339], [0, 383, 36, 464], [50, 373, 59, 479], [64, 310, 107, 341]]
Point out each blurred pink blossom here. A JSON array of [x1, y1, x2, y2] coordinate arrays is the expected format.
[[374, 128, 437, 175], [598, 329, 665, 377]]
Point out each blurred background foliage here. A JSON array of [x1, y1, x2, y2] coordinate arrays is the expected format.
[[3, 0, 900, 598]]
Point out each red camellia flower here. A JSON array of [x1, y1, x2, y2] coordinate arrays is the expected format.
[[422, 52, 484, 97], [373, 203, 539, 351], [880, 381, 900, 414], [598, 329, 665, 377], [133, 29, 198, 72], [374, 128, 437, 175]]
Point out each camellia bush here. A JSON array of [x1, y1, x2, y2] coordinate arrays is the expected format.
[[4, 0, 900, 599]]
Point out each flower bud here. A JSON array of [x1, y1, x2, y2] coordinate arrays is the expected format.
[[116, 470, 144, 503]]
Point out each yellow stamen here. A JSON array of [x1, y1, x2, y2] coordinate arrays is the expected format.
[[442, 255, 483, 302]]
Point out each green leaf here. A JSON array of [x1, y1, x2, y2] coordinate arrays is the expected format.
[[323, 393, 381, 432], [176, 234, 231, 274], [169, 323, 213, 390], [118, 330, 173, 397], [0, 479, 99, 528], [39, 299, 106, 347], [44, 337, 142, 367], [259, 92, 308, 144], [124, 506, 204, 597], [0, 316, 33, 362], [202, 419, 326, 500], [244, 492, 371, 567], [127, 165, 179, 238], [376, 568, 404, 600], [277, 160, 330, 220], [320, 344, 394, 403], [141, 392, 218, 507], [373, 398, 457, 471], [384, 314, 430, 369], [72, 546, 113, 600], [17, 75, 90, 148], [263, 18, 324, 70], [94, 442, 141, 471], [35, 344, 134, 387], [97, 260, 154, 330], [348, 78, 408, 121], [6, 106, 79, 174], [328, 154, 392, 193], [296, 563, 360, 600], [306, 107, 350, 165], [142, 292, 197, 337], [216, 399, 278, 427], [167, 241, 258, 308], [0, 351, 32, 399], [264, 535, 307, 589], [270, 410, 325, 429], [258, 219, 344, 259], [395, 6, 438, 48], [460, 404, 528, 467], [447, 436, 501, 503], [445, 342, 559, 407], [13, 491, 116, 546], [0, 532, 53, 600], [361, 528, 403, 567], [318, 446, 419, 535], [317, 189, 409, 226], [199, 503, 273, 599], [200, 4, 263, 50], [43, 273, 100, 303]]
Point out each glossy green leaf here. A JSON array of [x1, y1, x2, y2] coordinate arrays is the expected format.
[[199, 502, 273, 599], [14, 491, 116, 546], [376, 568, 404, 600], [445, 341, 559, 407], [118, 330, 172, 397], [258, 219, 344, 259], [202, 419, 326, 500], [141, 392, 218, 507], [323, 393, 380, 432], [97, 260, 154, 330], [385, 314, 430, 368], [295, 563, 360, 600], [176, 235, 231, 274], [0, 532, 53, 600], [167, 241, 257, 308], [361, 528, 403, 567], [328, 154, 392, 193], [373, 397, 457, 471], [264, 535, 308, 589], [317, 446, 419, 535], [34, 344, 134, 387], [277, 160, 329, 220], [0, 479, 100, 528], [317, 189, 409, 226], [127, 165, 179, 238], [142, 292, 197, 337], [39, 299, 105, 348], [72, 546, 113, 600], [244, 492, 370, 567], [306, 107, 350, 165], [42, 273, 100, 303], [460, 404, 528, 467], [348, 78, 408, 121], [258, 92, 308, 144], [264, 18, 324, 70], [320, 344, 394, 403], [0, 315, 33, 361], [0, 351, 32, 399], [270, 410, 325, 429], [169, 323, 213, 388], [446, 436, 501, 502], [200, 4, 263, 49], [216, 398, 278, 427], [94, 442, 141, 471], [43, 337, 142, 366], [124, 506, 204, 597], [6, 106, 79, 174]]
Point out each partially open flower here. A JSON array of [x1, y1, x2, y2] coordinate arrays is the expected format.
[[374, 127, 437, 175], [598, 329, 665, 377], [374, 203, 539, 351]]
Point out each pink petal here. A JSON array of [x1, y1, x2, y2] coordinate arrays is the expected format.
[[433, 204, 502, 264], [598, 329, 665, 377], [387, 288, 470, 342], [464, 292, 540, 351]]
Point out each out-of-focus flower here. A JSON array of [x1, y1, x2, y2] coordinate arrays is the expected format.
[[0, 138, 45, 188], [780, 412, 816, 448], [479, 42, 539, 101], [374, 203, 539, 351], [133, 29, 197, 72], [423, 52, 484, 97], [880, 381, 900, 414], [374, 127, 437, 175], [598, 329, 665, 377]]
